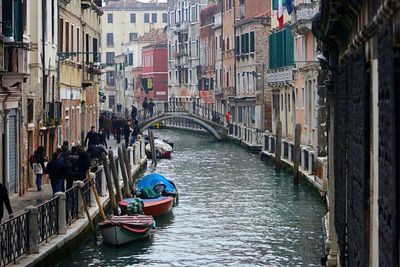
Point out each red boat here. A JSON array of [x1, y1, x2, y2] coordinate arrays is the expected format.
[[119, 197, 174, 217]]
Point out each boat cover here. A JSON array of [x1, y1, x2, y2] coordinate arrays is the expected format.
[[136, 174, 176, 194]]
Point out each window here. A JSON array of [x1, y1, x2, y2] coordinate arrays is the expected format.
[[144, 13, 150, 23], [129, 33, 138, 41], [106, 52, 115, 64], [71, 25, 74, 54], [302, 88, 305, 108], [59, 18, 64, 52], [269, 27, 294, 69], [130, 13, 136, 23], [152, 13, 157, 23], [51, 0, 55, 43], [65, 21, 69, 52], [235, 36, 240, 55], [108, 13, 113, 23], [162, 13, 168, 23], [226, 36, 229, 50], [76, 28, 80, 61], [106, 72, 115, 86], [109, 95, 115, 109], [250, 31, 255, 52], [107, 33, 113, 46], [128, 53, 133, 66]]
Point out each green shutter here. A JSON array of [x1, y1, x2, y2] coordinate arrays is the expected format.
[[272, 0, 278, 10], [250, 32, 255, 53], [245, 33, 249, 53], [269, 33, 277, 69], [13, 0, 23, 41], [236, 36, 240, 55], [241, 34, 245, 54], [285, 27, 294, 66]]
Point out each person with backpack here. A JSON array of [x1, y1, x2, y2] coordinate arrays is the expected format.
[[44, 151, 68, 195], [30, 146, 48, 191]]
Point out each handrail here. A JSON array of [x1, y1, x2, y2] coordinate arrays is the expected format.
[[37, 197, 59, 244]]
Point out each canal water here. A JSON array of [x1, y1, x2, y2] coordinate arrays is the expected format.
[[61, 129, 326, 266]]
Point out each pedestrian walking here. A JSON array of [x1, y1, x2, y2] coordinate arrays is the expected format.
[[75, 146, 90, 181], [98, 129, 108, 148], [66, 146, 79, 190], [149, 99, 155, 117], [30, 146, 48, 191], [115, 118, 122, 144], [225, 111, 231, 126], [131, 105, 138, 121], [142, 97, 149, 119], [103, 115, 112, 140], [84, 126, 99, 147], [123, 120, 132, 147], [130, 120, 140, 145], [45, 151, 68, 195], [0, 182, 13, 223]]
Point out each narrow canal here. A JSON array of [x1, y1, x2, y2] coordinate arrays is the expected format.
[[61, 129, 326, 266]]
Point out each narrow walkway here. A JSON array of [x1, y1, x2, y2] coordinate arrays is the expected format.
[[10, 137, 125, 216]]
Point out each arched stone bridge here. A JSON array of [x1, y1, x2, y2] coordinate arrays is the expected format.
[[139, 101, 228, 140]]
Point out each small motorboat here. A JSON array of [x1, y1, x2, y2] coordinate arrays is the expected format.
[[99, 215, 155, 246], [119, 197, 175, 217], [145, 138, 173, 159], [136, 173, 178, 199]]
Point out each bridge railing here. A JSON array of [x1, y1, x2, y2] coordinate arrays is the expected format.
[[137, 101, 226, 127]]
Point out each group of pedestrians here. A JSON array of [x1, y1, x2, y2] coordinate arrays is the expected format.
[[29, 141, 92, 196], [142, 97, 155, 119], [100, 113, 141, 148]]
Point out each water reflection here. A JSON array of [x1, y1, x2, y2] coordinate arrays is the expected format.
[[61, 129, 325, 267]]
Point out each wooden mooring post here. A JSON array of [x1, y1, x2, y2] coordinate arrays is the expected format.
[[293, 124, 301, 185], [108, 150, 123, 203], [102, 157, 119, 215], [148, 129, 157, 166], [275, 121, 282, 173], [118, 147, 132, 198], [122, 145, 132, 182]]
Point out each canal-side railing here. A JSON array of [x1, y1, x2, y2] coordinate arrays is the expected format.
[[65, 186, 79, 226], [0, 211, 29, 267], [37, 197, 59, 244]]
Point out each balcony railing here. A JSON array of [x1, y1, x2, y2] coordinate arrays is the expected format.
[[214, 13, 222, 27], [267, 66, 294, 84], [291, 2, 318, 33]]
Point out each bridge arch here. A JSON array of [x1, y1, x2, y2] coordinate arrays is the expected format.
[[140, 113, 223, 140]]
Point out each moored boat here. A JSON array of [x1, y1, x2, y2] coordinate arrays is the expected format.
[[136, 173, 178, 199], [145, 139, 173, 159], [119, 197, 175, 217], [99, 215, 155, 246]]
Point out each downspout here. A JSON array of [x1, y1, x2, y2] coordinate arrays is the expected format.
[[42, 0, 47, 111]]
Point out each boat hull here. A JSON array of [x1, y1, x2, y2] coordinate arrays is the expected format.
[[100, 224, 151, 246], [120, 197, 174, 217]]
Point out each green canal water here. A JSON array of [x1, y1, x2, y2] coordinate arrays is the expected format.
[[61, 129, 326, 266]]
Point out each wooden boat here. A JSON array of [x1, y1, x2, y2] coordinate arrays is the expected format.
[[136, 173, 178, 199], [119, 197, 175, 217], [98, 215, 155, 246], [145, 139, 173, 159]]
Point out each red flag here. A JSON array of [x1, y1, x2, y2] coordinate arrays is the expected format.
[[277, 12, 284, 29]]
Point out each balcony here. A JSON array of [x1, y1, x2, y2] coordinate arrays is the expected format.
[[267, 66, 294, 85], [176, 55, 189, 67], [43, 102, 62, 127], [291, 2, 318, 34], [81, 0, 91, 9], [174, 21, 189, 34]]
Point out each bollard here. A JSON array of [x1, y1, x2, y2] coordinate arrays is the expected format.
[[73, 181, 85, 218], [128, 146, 134, 168], [54, 192, 67, 234], [134, 143, 140, 165], [293, 124, 301, 185], [88, 172, 97, 207], [140, 139, 146, 159], [25, 206, 39, 253], [275, 121, 282, 173]]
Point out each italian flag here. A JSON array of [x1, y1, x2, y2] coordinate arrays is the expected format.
[[277, 0, 284, 29]]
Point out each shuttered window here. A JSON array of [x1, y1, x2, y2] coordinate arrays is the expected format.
[[250, 31, 255, 52], [269, 27, 294, 69], [235, 36, 240, 55], [241, 34, 245, 53], [272, 0, 278, 10], [244, 33, 249, 53]]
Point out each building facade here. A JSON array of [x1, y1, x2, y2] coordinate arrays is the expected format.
[[59, 0, 102, 146], [101, 0, 167, 111], [167, 0, 207, 102]]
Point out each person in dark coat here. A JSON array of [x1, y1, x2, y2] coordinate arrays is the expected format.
[[142, 97, 149, 119], [131, 105, 137, 121], [98, 129, 108, 148], [66, 146, 79, 190], [0, 182, 13, 223], [123, 120, 132, 147], [31, 146, 48, 191], [148, 99, 155, 117], [45, 152, 68, 195], [84, 126, 99, 147], [130, 120, 140, 145], [75, 146, 90, 181]]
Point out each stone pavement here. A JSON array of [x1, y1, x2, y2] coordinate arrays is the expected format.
[[9, 137, 126, 216]]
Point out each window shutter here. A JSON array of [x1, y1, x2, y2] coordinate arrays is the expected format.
[[235, 36, 240, 55], [241, 34, 245, 54], [272, 0, 278, 10], [285, 27, 294, 66], [250, 31, 255, 52]]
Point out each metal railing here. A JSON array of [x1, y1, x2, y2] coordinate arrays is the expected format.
[[65, 186, 79, 226], [0, 211, 29, 267], [37, 197, 59, 244]]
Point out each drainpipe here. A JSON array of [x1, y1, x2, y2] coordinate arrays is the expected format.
[[42, 0, 47, 111]]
